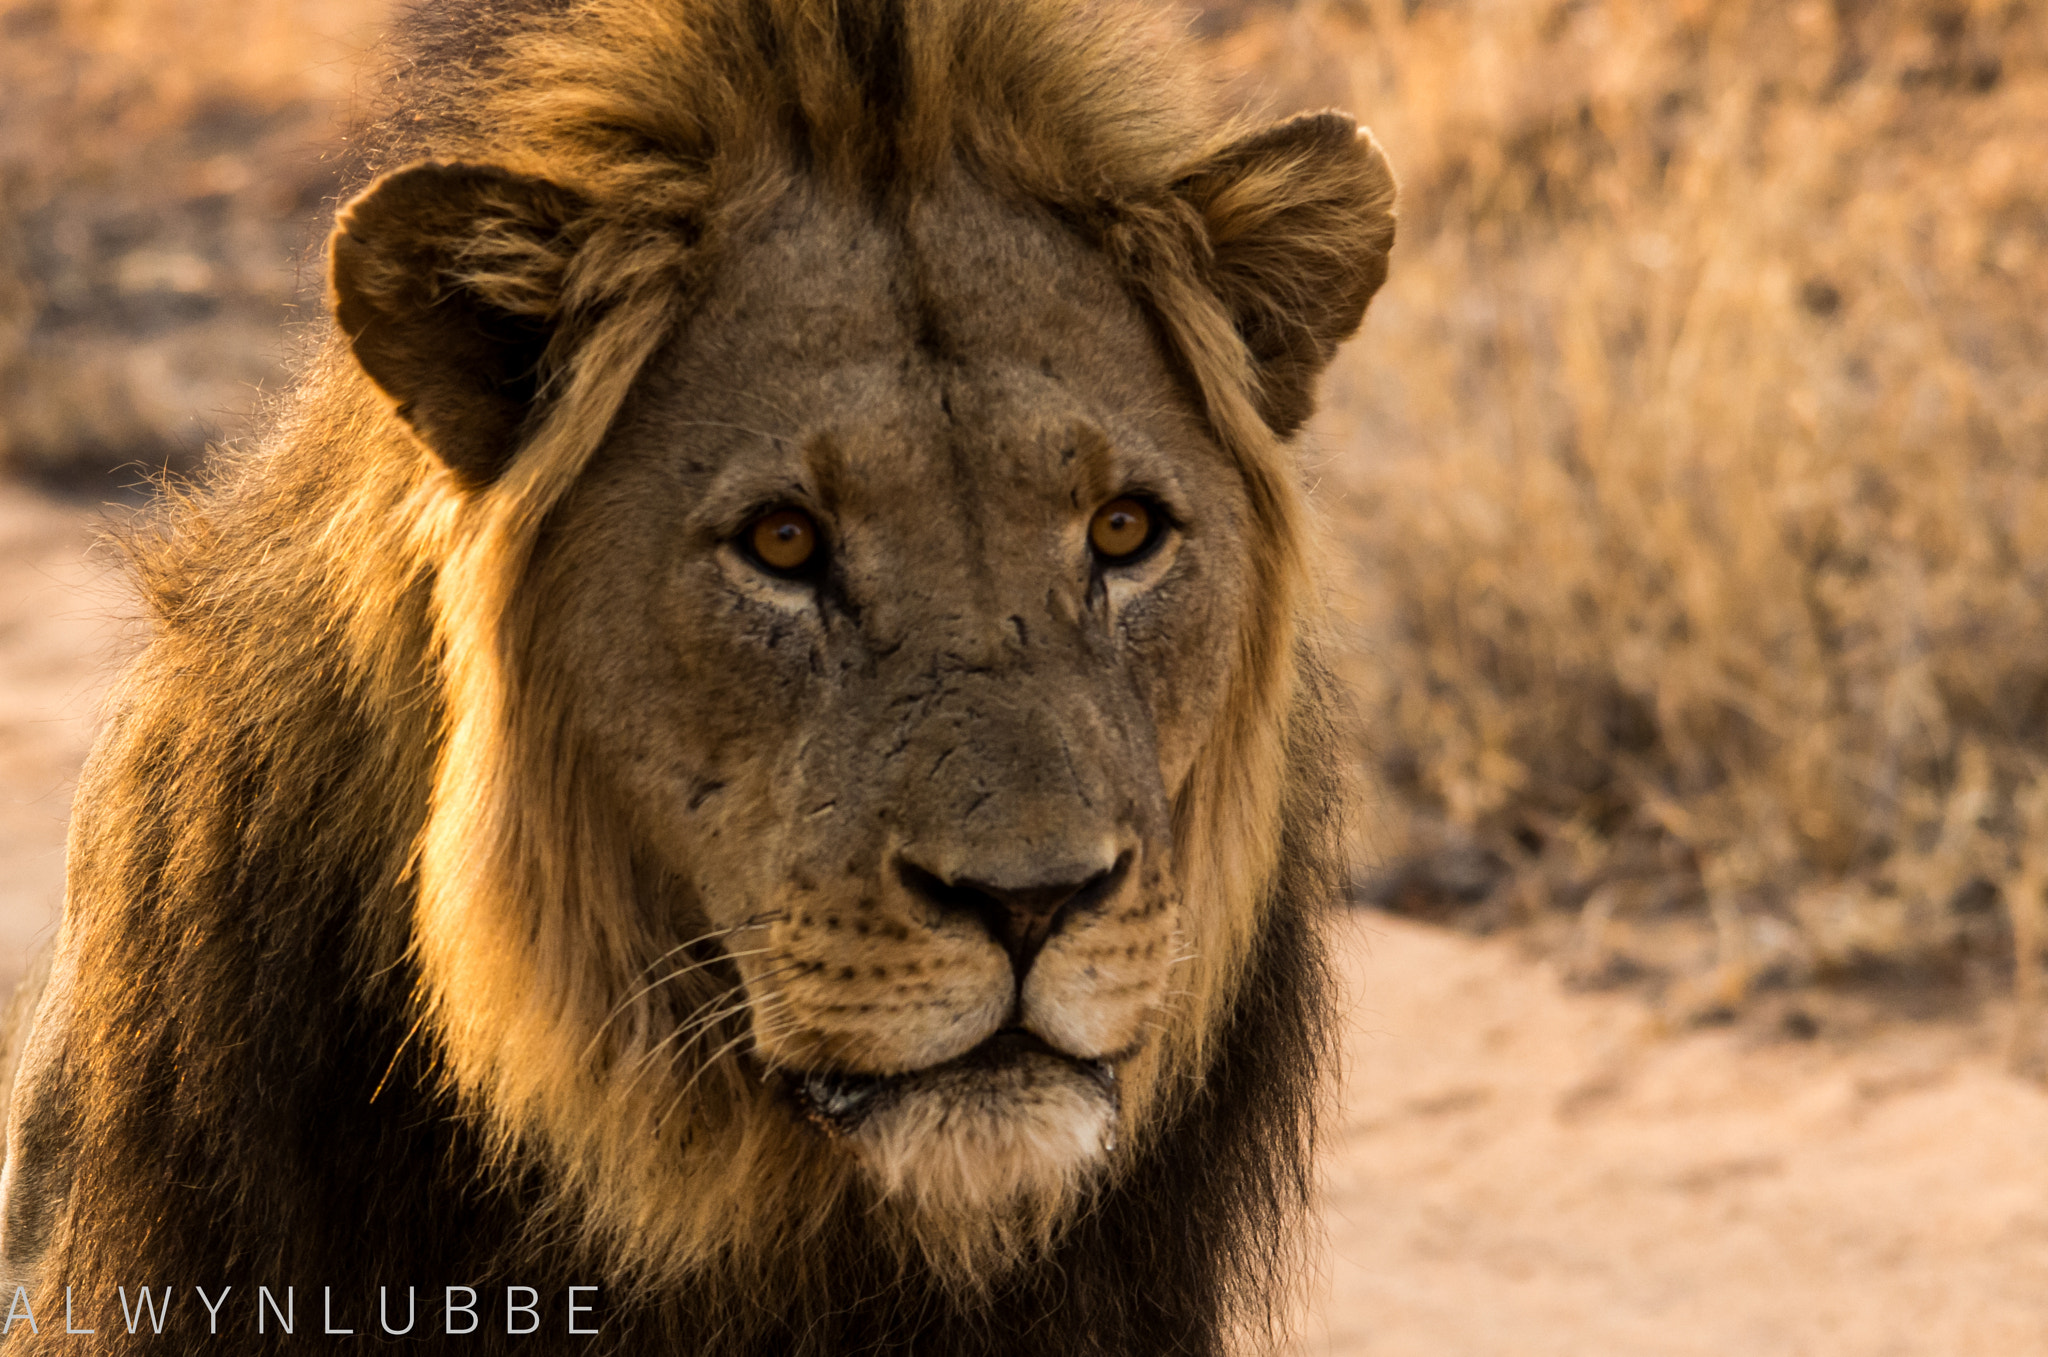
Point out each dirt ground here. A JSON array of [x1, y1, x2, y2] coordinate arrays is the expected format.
[[1300, 914, 2048, 1355], [3, 486, 2045, 1355]]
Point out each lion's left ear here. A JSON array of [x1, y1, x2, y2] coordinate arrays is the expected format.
[[1176, 112, 1397, 439], [329, 161, 593, 486]]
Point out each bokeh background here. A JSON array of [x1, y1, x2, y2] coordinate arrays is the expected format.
[[3, 1, 2046, 1352], [1210, 0, 2048, 1044]]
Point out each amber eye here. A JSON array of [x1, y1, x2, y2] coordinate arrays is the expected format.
[[1089, 497, 1156, 561], [746, 507, 820, 574]]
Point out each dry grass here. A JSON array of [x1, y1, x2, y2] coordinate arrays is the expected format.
[[0, 0, 390, 487], [1215, 0, 2048, 1042]]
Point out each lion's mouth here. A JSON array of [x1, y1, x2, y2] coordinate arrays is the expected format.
[[786, 1029, 1119, 1134]]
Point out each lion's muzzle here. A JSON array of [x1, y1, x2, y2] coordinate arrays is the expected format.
[[743, 825, 1164, 1216], [893, 848, 1132, 984]]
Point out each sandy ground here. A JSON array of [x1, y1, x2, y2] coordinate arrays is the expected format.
[[2, 486, 2044, 1355], [1300, 915, 2048, 1356]]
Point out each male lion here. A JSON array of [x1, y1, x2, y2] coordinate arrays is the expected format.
[[0, 0, 1394, 1351]]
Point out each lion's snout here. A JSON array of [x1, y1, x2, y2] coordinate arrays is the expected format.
[[893, 846, 1131, 984]]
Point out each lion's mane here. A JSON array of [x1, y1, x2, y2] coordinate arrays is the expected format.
[[6, 1, 1388, 1352]]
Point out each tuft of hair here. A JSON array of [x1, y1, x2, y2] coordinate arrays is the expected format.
[[10, 1, 1387, 1353]]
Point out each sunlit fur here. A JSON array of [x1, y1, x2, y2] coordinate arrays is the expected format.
[[0, 2, 1392, 1353]]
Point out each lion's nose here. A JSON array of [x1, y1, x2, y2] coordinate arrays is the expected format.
[[896, 851, 1131, 983]]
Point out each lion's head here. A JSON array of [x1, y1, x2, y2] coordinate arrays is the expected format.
[[325, 0, 1392, 1291]]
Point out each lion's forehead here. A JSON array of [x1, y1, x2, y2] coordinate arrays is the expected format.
[[679, 178, 1177, 411], [602, 182, 1242, 584]]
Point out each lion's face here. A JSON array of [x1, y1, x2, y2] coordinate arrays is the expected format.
[[529, 181, 1252, 1212], [328, 17, 1393, 1271]]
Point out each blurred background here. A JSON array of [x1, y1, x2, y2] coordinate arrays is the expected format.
[[2, 0, 2045, 1351]]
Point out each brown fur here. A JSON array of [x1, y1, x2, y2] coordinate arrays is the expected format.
[[0, 1, 1393, 1352]]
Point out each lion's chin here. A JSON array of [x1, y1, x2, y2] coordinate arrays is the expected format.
[[788, 1031, 1120, 1218]]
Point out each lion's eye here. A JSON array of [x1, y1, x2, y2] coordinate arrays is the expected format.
[[745, 507, 820, 575], [1089, 497, 1157, 562]]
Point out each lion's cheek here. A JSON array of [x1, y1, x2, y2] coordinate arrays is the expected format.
[[1109, 514, 1241, 715], [743, 941, 1011, 1074], [1019, 928, 1174, 1057]]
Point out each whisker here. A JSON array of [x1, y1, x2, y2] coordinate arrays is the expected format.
[[631, 910, 788, 979], [647, 1000, 805, 1134], [620, 963, 809, 1090], [655, 1023, 787, 1133], [584, 946, 781, 1061], [602, 947, 752, 1021], [582, 912, 788, 1054]]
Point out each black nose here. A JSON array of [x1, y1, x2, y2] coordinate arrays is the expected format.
[[896, 852, 1132, 982]]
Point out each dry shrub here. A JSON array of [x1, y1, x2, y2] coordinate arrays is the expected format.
[[0, 0, 389, 488], [1218, 0, 2048, 1021]]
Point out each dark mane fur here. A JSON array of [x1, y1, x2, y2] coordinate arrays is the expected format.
[[5, 2, 1358, 1352]]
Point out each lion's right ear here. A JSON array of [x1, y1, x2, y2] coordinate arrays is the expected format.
[[329, 162, 593, 486]]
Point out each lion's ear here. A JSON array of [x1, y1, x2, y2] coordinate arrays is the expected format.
[[1177, 112, 1397, 439], [329, 161, 592, 486]]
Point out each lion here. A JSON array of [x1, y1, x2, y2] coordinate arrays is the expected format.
[[0, 0, 1394, 1351]]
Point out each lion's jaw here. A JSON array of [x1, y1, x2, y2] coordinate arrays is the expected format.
[[789, 1032, 1122, 1221], [530, 179, 1251, 1233]]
